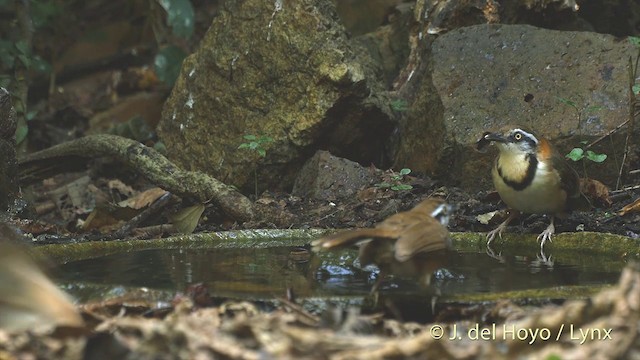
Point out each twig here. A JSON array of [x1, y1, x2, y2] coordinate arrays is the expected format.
[[616, 55, 638, 190], [584, 119, 628, 149], [610, 184, 640, 194]]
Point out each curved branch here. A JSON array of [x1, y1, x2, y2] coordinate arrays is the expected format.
[[19, 134, 255, 222]]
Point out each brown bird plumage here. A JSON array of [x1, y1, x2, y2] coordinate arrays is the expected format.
[[478, 126, 590, 250], [0, 223, 83, 331], [312, 198, 453, 288]]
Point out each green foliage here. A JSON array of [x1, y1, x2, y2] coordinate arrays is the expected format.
[[158, 0, 195, 39], [630, 37, 640, 95], [107, 116, 155, 143], [390, 99, 408, 112], [238, 134, 274, 158], [14, 123, 28, 144], [30, 0, 62, 29], [566, 147, 607, 163], [375, 168, 414, 191], [557, 96, 608, 168], [556, 96, 577, 109], [238, 134, 274, 198], [154, 45, 187, 87]]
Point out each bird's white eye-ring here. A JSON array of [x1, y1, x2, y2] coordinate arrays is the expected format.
[[514, 132, 522, 140]]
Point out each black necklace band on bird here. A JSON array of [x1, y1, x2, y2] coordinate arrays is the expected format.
[[497, 153, 538, 191]]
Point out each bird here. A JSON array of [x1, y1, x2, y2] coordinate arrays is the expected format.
[[477, 126, 590, 250], [0, 223, 83, 331], [311, 198, 454, 291]]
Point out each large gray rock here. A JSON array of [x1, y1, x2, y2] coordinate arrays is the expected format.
[[292, 150, 376, 201], [158, 0, 393, 193], [429, 24, 636, 189]]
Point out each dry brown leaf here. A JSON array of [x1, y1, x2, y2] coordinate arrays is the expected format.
[[580, 178, 612, 207], [107, 179, 135, 197], [118, 187, 167, 209], [619, 198, 640, 216]]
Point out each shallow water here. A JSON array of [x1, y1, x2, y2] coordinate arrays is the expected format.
[[55, 246, 625, 304]]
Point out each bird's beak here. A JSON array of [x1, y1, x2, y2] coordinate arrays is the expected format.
[[482, 132, 507, 143], [476, 132, 507, 152]]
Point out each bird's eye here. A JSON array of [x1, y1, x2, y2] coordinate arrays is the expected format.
[[514, 132, 522, 141]]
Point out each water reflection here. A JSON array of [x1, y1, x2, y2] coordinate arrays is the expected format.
[[55, 247, 624, 303]]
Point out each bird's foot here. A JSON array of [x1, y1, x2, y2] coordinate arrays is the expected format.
[[486, 211, 518, 246], [536, 221, 555, 251], [486, 243, 505, 263], [535, 249, 554, 268], [486, 224, 506, 246]]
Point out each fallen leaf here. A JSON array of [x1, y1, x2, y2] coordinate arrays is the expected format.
[[580, 178, 612, 207], [118, 187, 168, 209], [170, 204, 205, 234], [619, 198, 640, 216]]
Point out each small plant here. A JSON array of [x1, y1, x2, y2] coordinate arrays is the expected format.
[[238, 134, 273, 157], [238, 134, 274, 198], [556, 97, 608, 177], [390, 99, 409, 112], [566, 144, 607, 164], [375, 168, 413, 191]]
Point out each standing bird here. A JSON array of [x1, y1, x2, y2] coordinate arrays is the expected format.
[[477, 127, 590, 250], [311, 198, 453, 290]]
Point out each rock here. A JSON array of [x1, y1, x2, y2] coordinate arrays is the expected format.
[[158, 0, 393, 193], [429, 24, 637, 189], [0, 88, 17, 210], [292, 150, 376, 201]]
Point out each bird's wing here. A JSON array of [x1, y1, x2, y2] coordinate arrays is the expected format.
[[393, 219, 449, 262]]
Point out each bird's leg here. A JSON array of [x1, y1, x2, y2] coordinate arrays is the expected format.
[[536, 216, 555, 250], [486, 210, 519, 245], [370, 270, 385, 294]]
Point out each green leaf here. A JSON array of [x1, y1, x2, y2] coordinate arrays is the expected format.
[[154, 45, 187, 86], [585, 105, 603, 112], [629, 36, 640, 47], [257, 148, 266, 157], [30, 0, 61, 28], [586, 150, 607, 163], [0, 40, 15, 67], [158, 0, 195, 39], [153, 141, 167, 154], [238, 143, 250, 149], [170, 203, 205, 234], [15, 124, 28, 144], [375, 182, 391, 188], [17, 54, 31, 67], [30, 55, 51, 73], [25, 109, 38, 121], [390, 99, 408, 112], [391, 184, 413, 191], [248, 141, 259, 150], [556, 97, 577, 108], [399, 168, 411, 176], [633, 84, 640, 95], [14, 41, 29, 55], [566, 148, 584, 161], [243, 134, 257, 141]]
